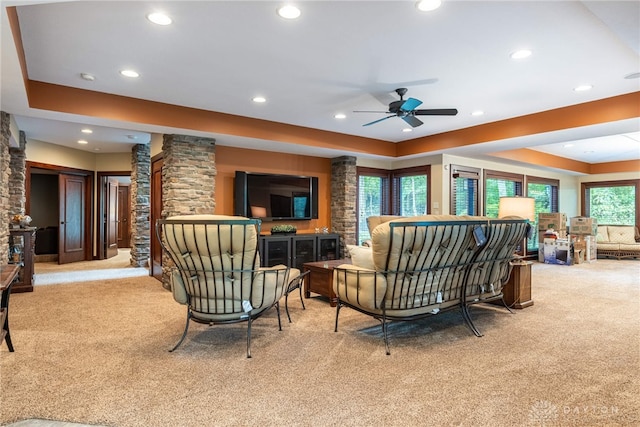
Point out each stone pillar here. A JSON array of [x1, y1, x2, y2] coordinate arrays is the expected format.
[[160, 134, 216, 288], [0, 112, 11, 263], [9, 130, 27, 217], [130, 143, 151, 267], [331, 156, 357, 254]]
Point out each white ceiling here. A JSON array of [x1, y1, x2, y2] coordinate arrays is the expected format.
[[1, 1, 639, 169]]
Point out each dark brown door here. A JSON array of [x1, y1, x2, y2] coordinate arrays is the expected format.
[[117, 185, 131, 248], [150, 157, 163, 279], [105, 177, 119, 259], [58, 173, 87, 264]]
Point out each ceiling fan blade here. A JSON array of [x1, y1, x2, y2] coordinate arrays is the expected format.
[[400, 97, 423, 112], [413, 108, 458, 116], [363, 115, 395, 126], [402, 115, 423, 128], [353, 110, 390, 113]]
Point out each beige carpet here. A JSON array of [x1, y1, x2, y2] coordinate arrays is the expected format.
[[1, 259, 638, 426]]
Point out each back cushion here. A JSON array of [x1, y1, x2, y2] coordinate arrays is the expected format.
[[596, 226, 609, 242], [607, 226, 636, 244]]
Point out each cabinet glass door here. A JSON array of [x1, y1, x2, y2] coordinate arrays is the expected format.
[[262, 237, 291, 267], [292, 236, 316, 270], [318, 234, 339, 261]]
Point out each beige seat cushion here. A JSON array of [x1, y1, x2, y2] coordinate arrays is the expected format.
[[366, 215, 405, 234], [345, 244, 375, 270]]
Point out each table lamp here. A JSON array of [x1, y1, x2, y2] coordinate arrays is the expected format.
[[498, 196, 535, 260]]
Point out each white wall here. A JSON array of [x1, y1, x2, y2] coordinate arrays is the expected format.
[[26, 139, 97, 170]]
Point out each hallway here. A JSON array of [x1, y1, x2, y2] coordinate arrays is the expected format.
[[34, 249, 149, 286]]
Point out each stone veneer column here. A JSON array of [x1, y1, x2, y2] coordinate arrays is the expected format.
[[8, 130, 27, 217], [160, 134, 216, 288], [130, 143, 151, 267], [0, 112, 10, 263], [331, 156, 357, 254]]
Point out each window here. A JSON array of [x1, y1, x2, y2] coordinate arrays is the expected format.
[[356, 168, 390, 244], [582, 180, 639, 228], [450, 165, 480, 216], [392, 166, 430, 217], [483, 170, 524, 218], [356, 166, 429, 244], [526, 176, 559, 252]]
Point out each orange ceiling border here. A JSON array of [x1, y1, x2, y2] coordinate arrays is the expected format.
[[397, 92, 640, 158], [6, 6, 639, 173]]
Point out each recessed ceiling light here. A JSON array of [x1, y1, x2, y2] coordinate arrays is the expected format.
[[252, 96, 266, 103], [80, 73, 95, 81], [147, 12, 172, 25], [624, 72, 640, 79], [81, 128, 93, 134], [471, 110, 484, 116], [584, 150, 595, 154], [402, 128, 413, 133], [77, 140, 88, 145], [277, 5, 301, 19], [334, 113, 346, 119], [415, 0, 442, 12], [574, 84, 593, 92], [510, 49, 532, 59], [120, 69, 140, 78], [127, 135, 137, 140], [563, 143, 574, 148]]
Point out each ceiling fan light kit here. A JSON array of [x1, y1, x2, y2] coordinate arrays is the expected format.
[[356, 87, 458, 128]]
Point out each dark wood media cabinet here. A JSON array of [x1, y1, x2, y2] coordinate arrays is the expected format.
[[259, 233, 340, 270]]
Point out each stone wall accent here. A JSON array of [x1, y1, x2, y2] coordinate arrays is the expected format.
[[331, 156, 357, 254], [8, 130, 27, 217], [130, 143, 151, 267], [0, 112, 10, 263], [160, 134, 216, 288]]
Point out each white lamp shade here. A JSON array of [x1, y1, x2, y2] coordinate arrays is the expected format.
[[498, 197, 535, 222]]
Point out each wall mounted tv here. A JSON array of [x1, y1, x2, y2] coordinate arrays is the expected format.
[[234, 171, 318, 221]]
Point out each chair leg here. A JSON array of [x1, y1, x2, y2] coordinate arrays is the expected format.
[[247, 317, 253, 359], [461, 305, 483, 337], [169, 310, 192, 352], [275, 302, 283, 331], [298, 284, 306, 310], [381, 313, 391, 356], [285, 293, 292, 323], [334, 301, 342, 332]]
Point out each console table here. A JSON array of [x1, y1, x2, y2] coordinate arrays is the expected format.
[[303, 259, 350, 307], [1, 264, 20, 351]]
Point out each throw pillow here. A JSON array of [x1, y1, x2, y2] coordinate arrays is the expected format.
[[346, 244, 375, 270]]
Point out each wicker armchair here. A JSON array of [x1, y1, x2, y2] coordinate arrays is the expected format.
[[157, 215, 295, 357]]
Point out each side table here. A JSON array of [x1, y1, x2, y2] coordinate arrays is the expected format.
[[303, 259, 350, 307], [502, 261, 533, 309]]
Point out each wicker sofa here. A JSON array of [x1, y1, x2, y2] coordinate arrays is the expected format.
[[334, 215, 531, 354], [596, 225, 640, 260]]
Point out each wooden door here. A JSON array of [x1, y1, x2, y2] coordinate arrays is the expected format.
[[117, 185, 131, 248], [58, 173, 87, 264], [105, 177, 119, 259], [150, 156, 163, 279]]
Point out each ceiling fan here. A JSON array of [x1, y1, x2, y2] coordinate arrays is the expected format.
[[355, 88, 458, 128]]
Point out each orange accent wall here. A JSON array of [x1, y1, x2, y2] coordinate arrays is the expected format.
[[589, 159, 640, 175], [215, 146, 332, 233]]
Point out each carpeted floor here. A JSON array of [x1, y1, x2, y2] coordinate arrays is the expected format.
[[1, 259, 638, 426]]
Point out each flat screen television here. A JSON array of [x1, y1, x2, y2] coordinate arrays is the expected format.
[[234, 171, 318, 221]]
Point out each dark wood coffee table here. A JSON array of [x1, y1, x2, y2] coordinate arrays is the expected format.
[[303, 259, 350, 307]]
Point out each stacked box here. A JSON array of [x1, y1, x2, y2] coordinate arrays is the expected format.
[[570, 216, 597, 236], [542, 238, 572, 265], [571, 235, 597, 262], [538, 212, 567, 232]]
